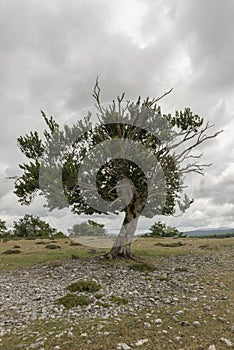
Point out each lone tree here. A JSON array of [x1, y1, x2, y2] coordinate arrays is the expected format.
[[13, 214, 59, 238], [146, 221, 184, 238], [14, 81, 222, 259]]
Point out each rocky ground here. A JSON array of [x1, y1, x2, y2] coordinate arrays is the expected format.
[[0, 252, 233, 349]]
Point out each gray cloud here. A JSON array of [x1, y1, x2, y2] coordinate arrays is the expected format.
[[0, 0, 233, 232]]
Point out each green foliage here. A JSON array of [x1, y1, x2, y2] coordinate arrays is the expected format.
[[14, 84, 219, 257], [147, 221, 183, 237], [70, 221, 106, 237], [12, 214, 60, 238], [95, 293, 105, 299], [110, 295, 129, 305], [128, 263, 157, 272], [56, 293, 91, 308], [0, 219, 11, 237], [52, 231, 66, 238], [14, 101, 198, 218], [67, 280, 101, 293], [0, 219, 7, 233]]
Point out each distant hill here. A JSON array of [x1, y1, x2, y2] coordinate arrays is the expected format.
[[184, 228, 234, 237]]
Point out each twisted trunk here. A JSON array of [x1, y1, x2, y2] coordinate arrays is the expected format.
[[108, 207, 141, 259]]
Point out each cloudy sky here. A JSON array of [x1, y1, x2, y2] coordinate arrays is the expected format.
[[0, 0, 234, 235]]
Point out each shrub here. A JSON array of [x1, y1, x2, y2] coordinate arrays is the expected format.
[[45, 244, 61, 249], [67, 280, 101, 293], [2, 249, 21, 255], [154, 241, 185, 247], [147, 221, 183, 237], [57, 293, 91, 308], [95, 293, 105, 300], [35, 241, 49, 245], [128, 263, 157, 272], [70, 241, 82, 246]]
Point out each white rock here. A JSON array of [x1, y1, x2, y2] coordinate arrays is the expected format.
[[135, 339, 149, 346], [155, 318, 162, 324], [190, 297, 198, 302], [144, 322, 151, 328], [208, 345, 216, 350], [220, 338, 233, 347], [117, 343, 131, 350]]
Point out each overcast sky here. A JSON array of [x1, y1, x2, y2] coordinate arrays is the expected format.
[[0, 0, 234, 234]]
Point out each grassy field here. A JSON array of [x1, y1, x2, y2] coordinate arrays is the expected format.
[[0, 236, 233, 349], [0, 236, 233, 271]]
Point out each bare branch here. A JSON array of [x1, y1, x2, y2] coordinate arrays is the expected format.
[[148, 88, 173, 106]]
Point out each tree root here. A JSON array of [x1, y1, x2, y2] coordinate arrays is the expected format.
[[100, 250, 143, 262]]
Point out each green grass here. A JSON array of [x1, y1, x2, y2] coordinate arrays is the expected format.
[[110, 295, 129, 305], [0, 249, 94, 271]]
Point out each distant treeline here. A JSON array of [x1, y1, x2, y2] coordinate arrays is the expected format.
[[190, 232, 234, 239]]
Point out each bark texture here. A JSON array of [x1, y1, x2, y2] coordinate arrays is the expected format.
[[108, 211, 140, 259]]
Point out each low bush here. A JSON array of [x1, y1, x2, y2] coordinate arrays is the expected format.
[[2, 249, 21, 255], [67, 280, 101, 293], [57, 293, 91, 308], [45, 244, 61, 250], [128, 263, 157, 273], [70, 241, 82, 246], [154, 241, 185, 247]]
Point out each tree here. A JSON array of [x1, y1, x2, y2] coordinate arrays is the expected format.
[[0, 219, 9, 236], [14, 80, 222, 258], [70, 220, 106, 237], [13, 214, 59, 238], [146, 221, 181, 237]]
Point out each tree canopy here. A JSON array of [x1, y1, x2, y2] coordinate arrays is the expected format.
[[146, 221, 185, 238], [13, 214, 60, 238], [14, 81, 222, 258], [0, 219, 8, 236]]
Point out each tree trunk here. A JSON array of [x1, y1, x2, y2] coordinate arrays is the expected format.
[[108, 212, 140, 259]]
